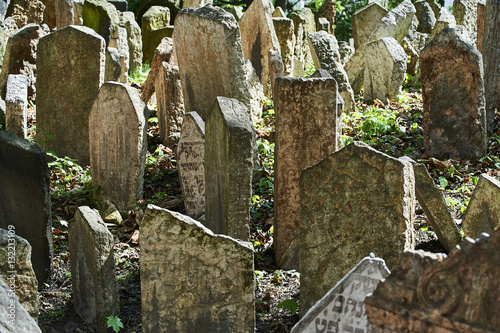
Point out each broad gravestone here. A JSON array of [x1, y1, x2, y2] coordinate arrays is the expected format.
[[275, 77, 341, 269], [421, 28, 486, 159], [69, 206, 118, 332], [36, 25, 105, 165], [89, 82, 148, 211], [120, 11, 143, 73], [0, 131, 52, 285], [299, 142, 415, 313], [0, 278, 41, 333], [291, 255, 390, 332], [5, 74, 28, 139], [205, 97, 253, 241], [453, 0, 478, 46], [272, 17, 295, 77], [176, 112, 205, 217], [141, 6, 170, 64], [351, 3, 388, 49], [462, 173, 500, 239], [140, 205, 255, 332], [82, 0, 120, 44], [366, 232, 500, 332]]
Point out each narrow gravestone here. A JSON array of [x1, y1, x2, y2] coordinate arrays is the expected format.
[[69, 206, 118, 332], [141, 6, 170, 64], [318, 0, 336, 34], [462, 173, 500, 239], [291, 8, 316, 72], [5, 74, 28, 139], [0, 278, 41, 333], [36, 25, 105, 165], [56, 0, 74, 29], [268, 49, 284, 97], [415, 0, 436, 34], [421, 27, 486, 159], [176, 111, 205, 217], [0, 131, 52, 284], [272, 17, 295, 77], [291, 255, 390, 332], [453, 0, 478, 46], [366, 231, 500, 332], [141, 37, 174, 104], [140, 205, 255, 333], [275, 77, 341, 269], [120, 11, 143, 73], [89, 82, 148, 211], [299, 142, 415, 314], [205, 97, 254, 241], [108, 25, 129, 83], [477, 0, 486, 52], [105, 46, 122, 82]]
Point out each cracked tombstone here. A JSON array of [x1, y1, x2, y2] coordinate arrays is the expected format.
[[5, 74, 28, 139]]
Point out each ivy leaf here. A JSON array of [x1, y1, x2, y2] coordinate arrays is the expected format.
[[278, 299, 299, 314], [106, 316, 124, 333]]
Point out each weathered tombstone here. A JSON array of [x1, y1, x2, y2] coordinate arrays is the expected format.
[[364, 37, 407, 103], [272, 6, 286, 17], [366, 231, 500, 332], [69, 206, 118, 332], [415, 0, 436, 33], [105, 46, 122, 82], [0, 229, 39, 320], [351, 3, 388, 49], [89, 82, 148, 211], [121, 11, 143, 73], [5, 74, 28, 139], [226, 6, 243, 20], [140, 205, 255, 332], [311, 69, 345, 116], [141, 37, 174, 104], [272, 17, 295, 77], [83, 0, 120, 45], [299, 141, 415, 313], [338, 41, 354, 66], [0, 18, 19, 71], [275, 77, 341, 269], [56, 0, 74, 29], [0, 278, 41, 333], [108, 25, 129, 83], [205, 97, 254, 241], [291, 255, 390, 332], [430, 6, 456, 41], [5, 0, 45, 27], [239, 0, 280, 97], [421, 27, 486, 159], [462, 174, 500, 239], [318, 0, 336, 34], [36, 25, 105, 165], [268, 49, 284, 96], [453, 0, 478, 46], [0, 130, 52, 284], [176, 112, 205, 217], [477, 0, 486, 52], [291, 7, 316, 71], [174, 5, 259, 120], [141, 5, 170, 64], [73, 0, 84, 24]]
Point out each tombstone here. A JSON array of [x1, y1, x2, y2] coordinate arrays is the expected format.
[[351, 3, 388, 49], [291, 7, 316, 72], [5, 0, 45, 27], [453, 0, 478, 46], [275, 77, 341, 269], [141, 37, 174, 104], [299, 142, 415, 313], [121, 11, 143, 73], [272, 6, 286, 18], [82, 0, 120, 45], [174, 5, 259, 120], [56, 0, 74, 29], [0, 18, 19, 71], [140, 205, 255, 332], [73, 0, 84, 25], [401, 37, 418, 76], [239, 0, 280, 97], [0, 278, 41, 333], [291, 255, 390, 332], [176, 112, 205, 217], [0, 131, 53, 284], [366, 231, 500, 332], [481, 0, 500, 133], [311, 69, 345, 117], [318, 0, 336, 34], [243, 59, 266, 121], [89, 82, 148, 211], [141, 6, 170, 64], [421, 28, 486, 159], [155, 61, 185, 147], [105, 46, 122, 81], [108, 25, 129, 83], [5, 74, 28, 139], [205, 97, 254, 241], [430, 6, 456, 41], [0, 229, 39, 320], [364, 37, 407, 103], [426, 0, 441, 18], [415, 0, 436, 34], [338, 41, 354, 66], [462, 174, 500, 239], [272, 17, 295, 77], [69, 206, 118, 332], [477, 0, 486, 52], [316, 17, 330, 32], [268, 49, 284, 96], [36, 25, 105, 165], [308, 31, 355, 113]]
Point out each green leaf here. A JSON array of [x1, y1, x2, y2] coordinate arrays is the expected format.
[[106, 316, 124, 333], [438, 176, 448, 188], [278, 299, 299, 314]]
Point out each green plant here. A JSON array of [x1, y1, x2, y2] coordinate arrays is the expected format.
[[105, 315, 124, 333], [278, 299, 299, 314], [128, 64, 150, 85], [303, 62, 316, 78]]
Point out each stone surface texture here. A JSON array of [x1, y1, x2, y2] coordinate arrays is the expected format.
[[56, 0, 74, 29], [108, 25, 129, 83], [5, 0, 45, 27], [453, 0, 478, 46], [268, 49, 284, 98], [291, 8, 316, 73], [141, 5, 170, 63], [141, 37, 174, 104], [0, 278, 41, 333], [140, 205, 255, 333], [299, 141, 415, 313], [477, 0, 485, 52], [5, 74, 28, 138], [272, 17, 295, 77], [430, 7, 456, 41], [82, 0, 120, 44], [415, 0, 436, 33], [120, 11, 143, 73], [351, 3, 388, 49]]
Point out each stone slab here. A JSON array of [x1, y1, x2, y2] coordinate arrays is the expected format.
[[5, 74, 28, 139]]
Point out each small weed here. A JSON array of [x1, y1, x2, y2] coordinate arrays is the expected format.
[[278, 299, 299, 315], [105, 315, 124, 333]]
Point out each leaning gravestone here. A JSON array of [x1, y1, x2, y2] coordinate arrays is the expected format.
[[140, 205, 255, 332], [0, 131, 52, 285], [462, 173, 500, 239], [0, 278, 41, 333], [274, 76, 341, 269], [420, 27, 486, 159], [36, 25, 105, 165], [89, 82, 148, 211], [205, 97, 253, 241], [366, 231, 500, 332], [5, 74, 28, 139], [299, 142, 415, 314], [291, 255, 390, 332], [69, 206, 118, 332], [176, 112, 205, 217], [141, 37, 174, 104]]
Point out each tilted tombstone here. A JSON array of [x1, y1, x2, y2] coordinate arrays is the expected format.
[[0, 278, 41, 333], [299, 142, 415, 313], [274, 76, 341, 269], [69, 206, 118, 332], [453, 0, 478, 47], [82, 0, 120, 45], [477, 0, 486, 52], [462, 174, 500, 239], [0, 131, 52, 284], [89, 82, 148, 211], [272, 17, 295, 77], [351, 3, 388, 49], [140, 205, 255, 333], [5, 74, 28, 138], [205, 97, 254, 241], [176, 112, 205, 217], [37, 25, 105, 165], [239, 0, 280, 97], [415, 0, 436, 33], [141, 6, 170, 64], [364, 37, 407, 103], [421, 28, 486, 159], [291, 255, 390, 333], [366, 231, 500, 332], [120, 11, 143, 73], [141, 37, 174, 104]]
